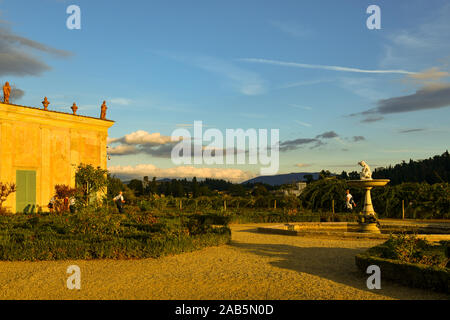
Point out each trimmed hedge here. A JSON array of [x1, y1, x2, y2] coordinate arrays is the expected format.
[[355, 253, 450, 293], [355, 237, 449, 293], [0, 212, 231, 261], [224, 211, 357, 224]]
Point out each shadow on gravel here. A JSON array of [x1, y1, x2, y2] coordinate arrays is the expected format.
[[230, 241, 448, 300], [233, 228, 260, 233]]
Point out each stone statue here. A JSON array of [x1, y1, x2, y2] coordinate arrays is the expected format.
[[100, 101, 107, 120], [358, 161, 372, 180], [42, 97, 50, 111], [3, 82, 11, 104], [71, 102, 78, 115]]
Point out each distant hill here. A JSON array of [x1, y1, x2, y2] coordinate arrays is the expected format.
[[242, 172, 320, 186]]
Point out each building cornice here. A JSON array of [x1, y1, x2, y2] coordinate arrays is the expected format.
[[0, 102, 115, 131]]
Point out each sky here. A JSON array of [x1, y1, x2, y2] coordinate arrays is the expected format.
[[1, 0, 450, 182]]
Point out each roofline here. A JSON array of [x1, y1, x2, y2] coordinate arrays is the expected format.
[[0, 102, 115, 123]]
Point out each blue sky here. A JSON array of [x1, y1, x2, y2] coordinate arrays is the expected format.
[[1, 0, 450, 181]]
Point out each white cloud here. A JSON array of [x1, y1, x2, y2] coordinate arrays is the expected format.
[[110, 130, 176, 146], [108, 145, 139, 155], [108, 164, 254, 182]]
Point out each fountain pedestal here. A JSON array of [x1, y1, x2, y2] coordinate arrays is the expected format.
[[348, 179, 390, 234]]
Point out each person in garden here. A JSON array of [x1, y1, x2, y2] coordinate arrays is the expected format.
[[48, 196, 55, 213], [69, 197, 76, 213], [345, 189, 356, 212], [63, 196, 70, 212], [113, 191, 125, 213]]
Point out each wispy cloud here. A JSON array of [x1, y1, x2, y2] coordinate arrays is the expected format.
[[352, 136, 366, 142], [239, 58, 416, 75], [279, 138, 320, 151], [159, 52, 266, 96], [380, 4, 450, 69], [279, 79, 331, 89], [280, 131, 366, 152], [196, 56, 266, 95], [315, 131, 338, 139], [269, 20, 311, 38], [338, 77, 386, 101], [110, 98, 133, 106], [240, 113, 267, 119], [294, 120, 312, 127], [0, 22, 72, 77], [280, 131, 338, 151], [352, 83, 450, 118], [398, 128, 426, 134], [289, 104, 312, 110], [361, 115, 384, 123]]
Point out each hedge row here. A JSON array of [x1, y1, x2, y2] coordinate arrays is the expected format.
[[355, 253, 450, 293], [355, 237, 449, 293], [0, 212, 231, 261]]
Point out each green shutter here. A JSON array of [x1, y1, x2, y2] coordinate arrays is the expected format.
[[16, 170, 36, 213]]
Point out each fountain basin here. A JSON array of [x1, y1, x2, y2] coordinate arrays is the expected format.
[[347, 179, 390, 188], [257, 220, 450, 241]]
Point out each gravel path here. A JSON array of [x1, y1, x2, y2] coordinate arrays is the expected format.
[[0, 223, 448, 300]]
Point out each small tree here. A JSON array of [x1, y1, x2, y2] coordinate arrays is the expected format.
[[75, 164, 108, 206], [107, 173, 125, 200], [53, 184, 77, 214], [128, 179, 144, 196], [0, 182, 16, 214]]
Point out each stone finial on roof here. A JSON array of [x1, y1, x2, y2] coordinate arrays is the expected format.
[[71, 102, 78, 115], [42, 97, 50, 111], [100, 101, 107, 120], [3, 82, 11, 104]]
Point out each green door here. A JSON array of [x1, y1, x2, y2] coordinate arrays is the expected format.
[[16, 170, 36, 213]]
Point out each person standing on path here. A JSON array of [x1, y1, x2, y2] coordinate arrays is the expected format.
[[113, 191, 125, 213], [345, 189, 356, 213]]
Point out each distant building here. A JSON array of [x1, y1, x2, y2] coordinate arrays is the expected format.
[[143, 176, 150, 189], [0, 99, 114, 213], [282, 182, 307, 197]]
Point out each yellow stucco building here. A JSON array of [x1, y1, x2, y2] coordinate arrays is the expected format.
[[0, 101, 114, 213]]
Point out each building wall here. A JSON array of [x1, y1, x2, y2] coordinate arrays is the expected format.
[[0, 102, 114, 213]]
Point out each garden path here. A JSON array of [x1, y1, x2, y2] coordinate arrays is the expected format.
[[0, 223, 447, 299]]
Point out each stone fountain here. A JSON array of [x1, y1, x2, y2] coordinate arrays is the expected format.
[[347, 161, 390, 234], [258, 160, 450, 239]]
